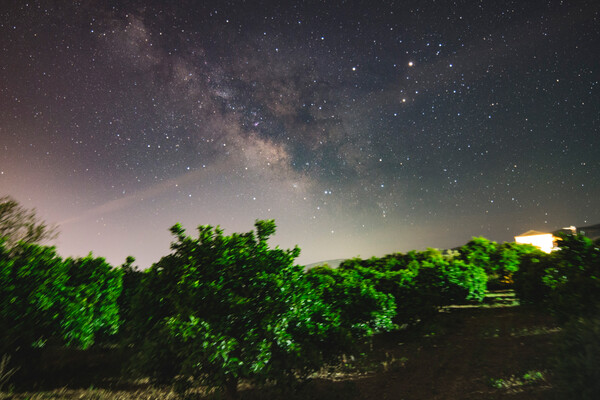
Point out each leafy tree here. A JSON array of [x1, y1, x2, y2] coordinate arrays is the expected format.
[[337, 248, 487, 325], [511, 252, 551, 306], [0, 240, 67, 354], [0, 241, 122, 355], [339, 260, 428, 323], [403, 250, 487, 310], [305, 265, 396, 339], [458, 237, 498, 273], [130, 220, 372, 397], [61, 254, 123, 347], [513, 234, 600, 321], [489, 242, 541, 288], [543, 234, 600, 320], [115, 256, 143, 342], [0, 196, 57, 252]]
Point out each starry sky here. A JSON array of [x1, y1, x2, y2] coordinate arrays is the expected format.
[[1, 0, 599, 268]]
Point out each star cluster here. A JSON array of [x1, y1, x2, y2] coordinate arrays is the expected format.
[[1, 0, 598, 267]]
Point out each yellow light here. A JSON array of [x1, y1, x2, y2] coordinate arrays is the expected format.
[[515, 233, 555, 253]]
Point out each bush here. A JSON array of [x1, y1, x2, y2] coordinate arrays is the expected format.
[[115, 256, 143, 343], [513, 234, 600, 321], [512, 252, 552, 306], [61, 254, 123, 347], [414, 249, 487, 304], [0, 241, 122, 353], [436, 258, 487, 303], [129, 220, 392, 396], [336, 248, 487, 325], [554, 317, 600, 400], [490, 242, 541, 289], [305, 265, 397, 339], [0, 241, 68, 354], [337, 257, 436, 323], [543, 234, 600, 321], [458, 237, 498, 274]]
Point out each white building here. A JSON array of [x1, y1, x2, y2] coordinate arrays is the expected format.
[[514, 230, 556, 253]]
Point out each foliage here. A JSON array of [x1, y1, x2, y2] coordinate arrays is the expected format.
[[454, 238, 539, 290], [304, 265, 397, 339], [0, 240, 65, 353], [0, 196, 58, 253], [414, 249, 487, 304], [488, 370, 546, 390], [61, 254, 123, 347], [513, 234, 600, 321], [336, 248, 487, 325], [490, 242, 541, 288], [512, 252, 552, 305], [542, 234, 600, 321], [458, 237, 498, 274], [492, 242, 539, 275], [115, 256, 143, 342], [337, 260, 427, 323], [554, 317, 600, 400], [129, 220, 390, 395], [0, 241, 122, 354]]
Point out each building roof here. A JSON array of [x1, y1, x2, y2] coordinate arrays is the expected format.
[[516, 230, 552, 237], [553, 223, 600, 241], [579, 223, 600, 241]]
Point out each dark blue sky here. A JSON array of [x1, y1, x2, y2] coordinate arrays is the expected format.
[[1, 0, 598, 267]]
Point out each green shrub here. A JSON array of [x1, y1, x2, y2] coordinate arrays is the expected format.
[[543, 234, 600, 321], [554, 317, 600, 400], [489, 242, 540, 289], [305, 266, 397, 339], [438, 258, 487, 303], [115, 256, 143, 343], [337, 259, 427, 323], [513, 234, 600, 321], [512, 252, 552, 306], [458, 237, 498, 274], [337, 248, 487, 325], [0, 241, 66, 353], [129, 220, 393, 396], [61, 254, 123, 347], [0, 241, 122, 354]]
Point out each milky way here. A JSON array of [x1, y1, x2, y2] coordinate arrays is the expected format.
[[1, 0, 599, 267]]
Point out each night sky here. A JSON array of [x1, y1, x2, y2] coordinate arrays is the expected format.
[[1, 0, 599, 268]]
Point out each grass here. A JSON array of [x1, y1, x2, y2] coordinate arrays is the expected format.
[[0, 354, 19, 392], [1, 290, 562, 400], [489, 370, 546, 389]]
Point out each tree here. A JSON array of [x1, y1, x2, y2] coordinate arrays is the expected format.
[[543, 233, 600, 320], [115, 256, 143, 342], [490, 242, 540, 288], [0, 196, 58, 252], [0, 240, 67, 354], [60, 254, 123, 347], [458, 237, 498, 273], [0, 241, 122, 355], [305, 265, 397, 340], [129, 220, 356, 397]]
